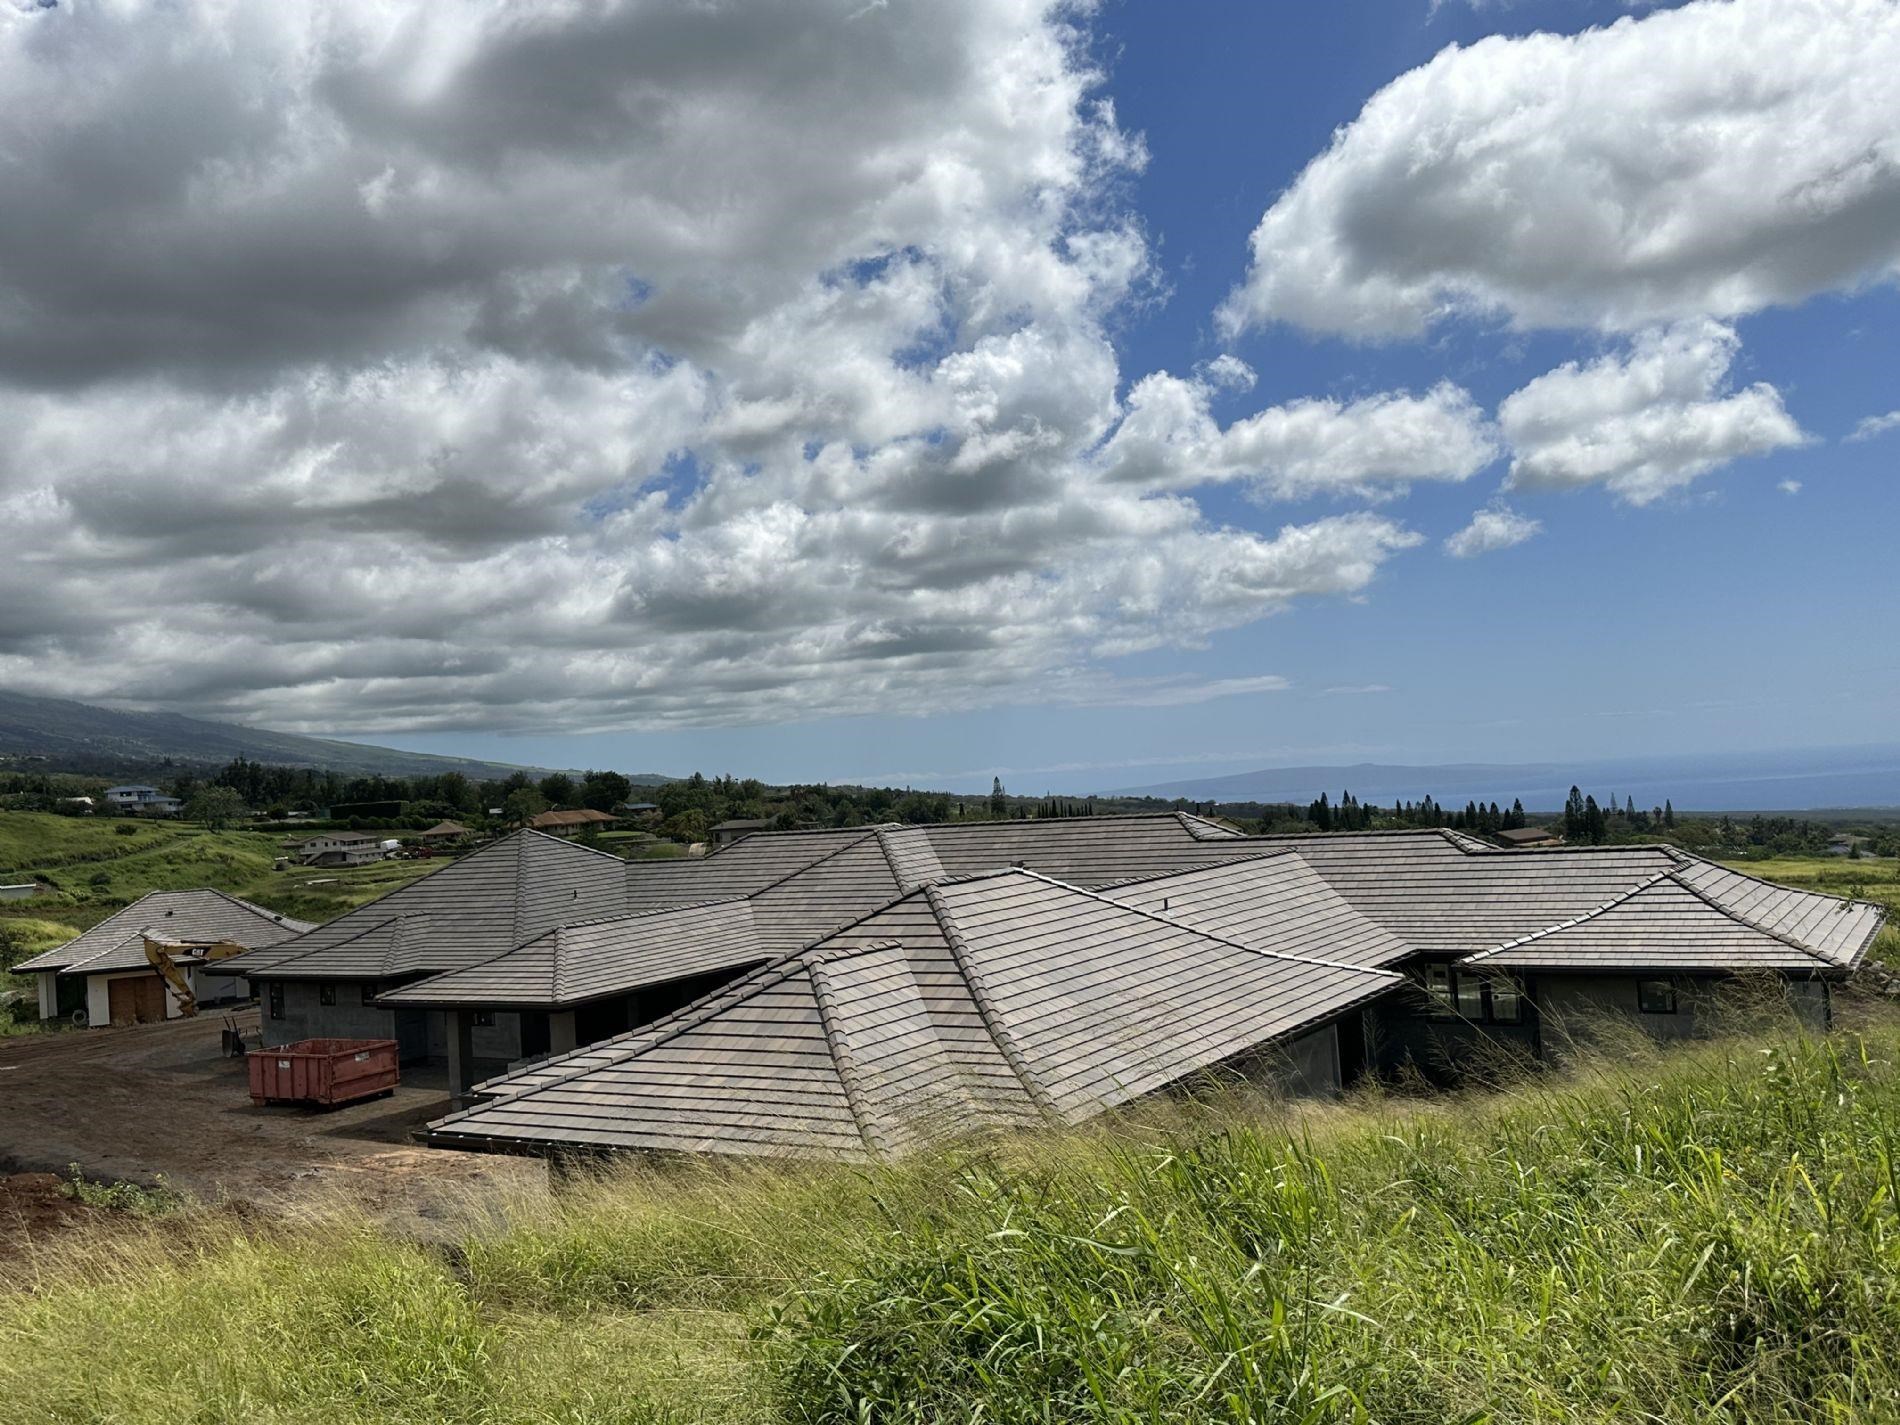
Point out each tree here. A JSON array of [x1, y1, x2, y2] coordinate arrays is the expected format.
[[1564, 785, 1586, 841], [503, 788, 548, 827], [990, 777, 1007, 818], [580, 770, 632, 812], [538, 773, 576, 807], [1583, 794, 1606, 844], [185, 785, 245, 830], [1664, 799, 1676, 828], [659, 809, 710, 844]]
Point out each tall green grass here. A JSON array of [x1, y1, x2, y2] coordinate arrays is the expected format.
[[5, 1021, 1900, 1422]]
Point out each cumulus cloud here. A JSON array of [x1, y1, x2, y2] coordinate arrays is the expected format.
[[0, 0, 1438, 734], [1221, 0, 1900, 339], [1849, 410, 1900, 442], [1498, 321, 1805, 504], [1444, 504, 1543, 558], [1100, 372, 1497, 500], [1777, 479, 1803, 495]]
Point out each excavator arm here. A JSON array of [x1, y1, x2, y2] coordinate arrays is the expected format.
[[143, 936, 249, 1018]]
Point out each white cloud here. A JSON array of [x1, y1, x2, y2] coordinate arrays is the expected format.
[[1848, 410, 1900, 442], [1322, 684, 1394, 695], [1778, 479, 1803, 496], [0, 0, 1432, 734], [1444, 504, 1543, 558], [1100, 373, 1497, 500], [1498, 321, 1805, 504], [1221, 0, 1900, 339]]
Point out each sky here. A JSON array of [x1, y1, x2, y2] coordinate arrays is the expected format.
[[1, 0, 1896, 794]]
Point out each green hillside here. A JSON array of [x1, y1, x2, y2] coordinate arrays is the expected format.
[[0, 812, 440, 969], [0, 689, 670, 785]]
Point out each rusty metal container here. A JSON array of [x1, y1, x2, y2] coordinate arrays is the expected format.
[[248, 1038, 399, 1107]]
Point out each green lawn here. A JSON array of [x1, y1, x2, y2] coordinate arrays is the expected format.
[[5, 1019, 1900, 1422]]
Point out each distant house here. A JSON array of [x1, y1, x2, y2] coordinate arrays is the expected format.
[[10, 889, 312, 1027], [418, 820, 473, 845], [620, 801, 661, 822], [710, 817, 772, 846], [1495, 826, 1559, 848], [56, 796, 95, 814], [298, 831, 388, 867], [529, 808, 618, 837], [0, 883, 40, 903], [103, 785, 183, 817]]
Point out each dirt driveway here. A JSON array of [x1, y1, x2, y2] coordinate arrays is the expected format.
[[0, 1009, 540, 1239]]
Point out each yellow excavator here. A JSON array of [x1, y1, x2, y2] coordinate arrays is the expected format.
[[143, 933, 252, 1017]]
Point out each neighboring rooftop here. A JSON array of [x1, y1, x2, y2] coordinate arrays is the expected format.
[[530, 809, 617, 831], [10, 890, 314, 977]]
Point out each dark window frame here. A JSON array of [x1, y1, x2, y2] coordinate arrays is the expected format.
[[1420, 965, 1524, 1024], [267, 982, 284, 1020], [318, 983, 337, 1007], [472, 1010, 496, 1028], [1638, 978, 1678, 1014], [360, 984, 376, 1006]]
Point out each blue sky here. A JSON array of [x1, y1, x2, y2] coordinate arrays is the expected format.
[[3, 0, 1896, 793], [380, 0, 1900, 790]]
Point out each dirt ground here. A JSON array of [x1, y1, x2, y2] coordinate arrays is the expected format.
[[0, 1008, 542, 1250]]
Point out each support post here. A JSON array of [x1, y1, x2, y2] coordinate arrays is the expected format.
[[549, 1010, 578, 1056], [446, 1008, 475, 1106]]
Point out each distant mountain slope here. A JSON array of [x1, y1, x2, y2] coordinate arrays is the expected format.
[[1106, 746, 1900, 813], [0, 691, 670, 785]]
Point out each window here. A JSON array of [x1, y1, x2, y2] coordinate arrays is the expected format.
[[1423, 964, 1455, 1016], [360, 984, 377, 1006], [319, 984, 336, 1007], [473, 1010, 496, 1028], [1487, 976, 1523, 1025], [1455, 973, 1485, 1021], [267, 983, 284, 1020], [1638, 979, 1677, 1014]]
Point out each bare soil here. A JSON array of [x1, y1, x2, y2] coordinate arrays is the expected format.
[[0, 1008, 540, 1251]]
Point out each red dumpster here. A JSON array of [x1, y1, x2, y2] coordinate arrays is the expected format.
[[248, 1038, 399, 1108]]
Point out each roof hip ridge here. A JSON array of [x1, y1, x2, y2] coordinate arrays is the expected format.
[[1661, 867, 1837, 965], [807, 950, 893, 1156], [1463, 872, 1672, 962], [923, 882, 1061, 1118]]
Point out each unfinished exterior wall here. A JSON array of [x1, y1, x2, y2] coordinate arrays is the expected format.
[[1532, 972, 1829, 1057], [258, 980, 525, 1074]]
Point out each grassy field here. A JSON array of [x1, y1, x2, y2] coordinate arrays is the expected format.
[[4, 1015, 1900, 1421], [0, 811, 439, 972]]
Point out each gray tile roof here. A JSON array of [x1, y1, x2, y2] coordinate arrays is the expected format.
[[620, 813, 1251, 916], [1255, 829, 1881, 972], [374, 899, 765, 1008], [1261, 829, 1687, 955], [10, 890, 313, 977], [427, 867, 1401, 1159], [1099, 852, 1416, 969], [1669, 859, 1884, 970], [1459, 871, 1849, 972], [226, 831, 629, 981]]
